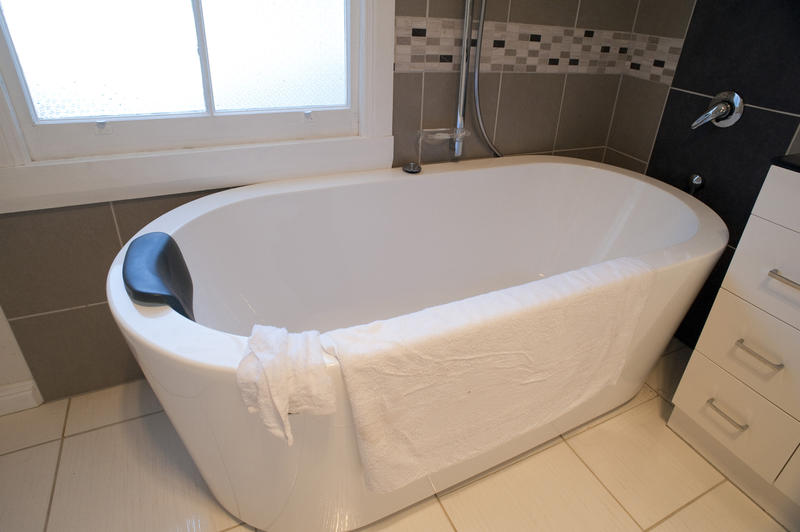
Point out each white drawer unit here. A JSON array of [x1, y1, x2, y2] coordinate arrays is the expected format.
[[669, 163, 800, 530], [753, 165, 800, 233], [776, 448, 800, 506], [697, 289, 800, 420], [673, 353, 800, 483], [723, 215, 800, 330]]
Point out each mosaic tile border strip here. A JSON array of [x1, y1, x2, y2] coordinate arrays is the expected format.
[[395, 17, 683, 85]]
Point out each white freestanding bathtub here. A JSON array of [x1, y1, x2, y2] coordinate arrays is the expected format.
[[107, 155, 728, 531]]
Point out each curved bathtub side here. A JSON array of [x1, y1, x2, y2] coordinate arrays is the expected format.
[[106, 156, 729, 531]]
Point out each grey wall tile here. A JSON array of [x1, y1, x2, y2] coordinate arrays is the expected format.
[[633, 0, 695, 38], [429, 0, 465, 19], [11, 304, 141, 400], [392, 73, 424, 167], [555, 74, 620, 150], [494, 73, 565, 155], [462, 73, 501, 159], [508, 0, 579, 26], [576, 0, 638, 31], [0, 204, 120, 318], [604, 148, 648, 173], [396, 0, 427, 17], [788, 123, 800, 155], [607, 75, 669, 161], [554, 147, 605, 163], [421, 72, 459, 163], [113, 191, 214, 244]]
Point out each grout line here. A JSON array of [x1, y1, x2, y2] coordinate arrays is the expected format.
[[562, 437, 644, 530], [434, 493, 459, 531], [63, 409, 164, 440], [641, 479, 726, 531], [553, 145, 605, 154], [603, 74, 624, 150], [787, 122, 800, 155], [7, 301, 107, 322], [630, 0, 641, 32], [605, 146, 648, 164], [573, 0, 582, 27], [744, 103, 800, 119], [42, 397, 70, 532], [669, 86, 713, 99], [0, 437, 62, 458], [551, 73, 569, 151], [108, 201, 124, 248]]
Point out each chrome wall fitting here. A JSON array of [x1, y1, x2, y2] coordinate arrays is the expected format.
[[691, 91, 744, 129]]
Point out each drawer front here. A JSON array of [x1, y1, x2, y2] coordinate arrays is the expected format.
[[697, 289, 800, 420], [723, 215, 800, 329], [673, 353, 800, 482], [775, 447, 800, 506], [753, 166, 800, 233]]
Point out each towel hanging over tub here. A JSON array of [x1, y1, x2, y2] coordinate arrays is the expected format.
[[320, 257, 655, 493], [236, 325, 335, 445]]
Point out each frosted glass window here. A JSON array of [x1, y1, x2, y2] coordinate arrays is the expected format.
[[202, 0, 348, 112], [0, 0, 205, 120]]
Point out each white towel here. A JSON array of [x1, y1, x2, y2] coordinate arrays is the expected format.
[[236, 325, 335, 445], [321, 257, 654, 492]]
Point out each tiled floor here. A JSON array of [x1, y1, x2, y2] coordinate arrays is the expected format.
[[0, 341, 785, 532]]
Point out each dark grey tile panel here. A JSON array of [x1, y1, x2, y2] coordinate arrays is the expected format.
[[554, 147, 605, 163], [11, 304, 141, 401], [673, 0, 800, 115], [429, 0, 465, 19], [633, 0, 695, 38], [462, 73, 501, 159], [113, 191, 215, 244], [607, 75, 669, 161], [575, 0, 638, 31], [508, 0, 579, 26], [421, 72, 459, 163], [0, 204, 120, 318], [392, 73, 423, 167], [647, 89, 799, 246], [396, 0, 427, 17], [674, 246, 735, 347], [494, 73, 565, 155], [555, 74, 619, 150], [603, 148, 647, 173]]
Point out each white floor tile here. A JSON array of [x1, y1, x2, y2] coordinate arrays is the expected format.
[[0, 440, 60, 532], [646, 347, 692, 401], [48, 412, 238, 532], [563, 384, 658, 438], [65, 379, 162, 436], [439, 441, 639, 531], [651, 482, 783, 532], [568, 398, 723, 528], [357, 497, 454, 531], [0, 398, 67, 455]]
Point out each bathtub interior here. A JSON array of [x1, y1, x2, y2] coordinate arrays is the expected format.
[[170, 162, 698, 337]]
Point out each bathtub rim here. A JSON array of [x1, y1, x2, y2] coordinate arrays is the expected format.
[[106, 155, 729, 374]]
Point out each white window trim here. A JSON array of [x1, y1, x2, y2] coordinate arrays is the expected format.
[[0, 0, 394, 213]]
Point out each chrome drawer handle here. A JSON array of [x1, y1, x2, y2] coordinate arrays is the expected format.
[[769, 269, 800, 291], [706, 398, 749, 432], [735, 339, 785, 371]]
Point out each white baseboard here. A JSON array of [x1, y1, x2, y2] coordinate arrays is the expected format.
[[0, 379, 43, 416]]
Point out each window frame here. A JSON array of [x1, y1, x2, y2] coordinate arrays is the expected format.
[[0, 0, 394, 213]]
